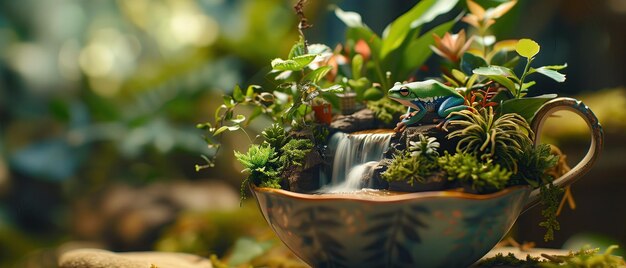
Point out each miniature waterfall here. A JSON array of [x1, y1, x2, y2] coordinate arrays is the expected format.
[[320, 132, 393, 193]]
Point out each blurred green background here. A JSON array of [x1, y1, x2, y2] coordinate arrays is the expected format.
[[1, 0, 625, 266]]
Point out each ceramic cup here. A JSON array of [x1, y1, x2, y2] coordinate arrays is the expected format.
[[252, 97, 603, 267]]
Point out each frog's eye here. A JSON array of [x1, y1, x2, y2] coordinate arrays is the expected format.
[[399, 86, 410, 96]]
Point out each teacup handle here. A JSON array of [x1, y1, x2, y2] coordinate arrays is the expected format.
[[524, 97, 604, 209]]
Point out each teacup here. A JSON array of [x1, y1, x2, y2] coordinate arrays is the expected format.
[[251, 98, 603, 267]]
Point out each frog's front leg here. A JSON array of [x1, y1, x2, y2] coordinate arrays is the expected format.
[[438, 96, 467, 118], [402, 102, 426, 126]]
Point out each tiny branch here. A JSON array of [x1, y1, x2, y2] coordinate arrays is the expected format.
[[294, 0, 312, 53]]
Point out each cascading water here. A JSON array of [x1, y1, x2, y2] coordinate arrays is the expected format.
[[320, 131, 393, 193]]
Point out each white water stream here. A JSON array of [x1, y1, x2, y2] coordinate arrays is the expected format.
[[319, 132, 393, 193]]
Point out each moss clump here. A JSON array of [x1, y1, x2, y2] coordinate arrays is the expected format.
[[381, 152, 437, 186], [279, 138, 314, 169], [438, 152, 511, 193]]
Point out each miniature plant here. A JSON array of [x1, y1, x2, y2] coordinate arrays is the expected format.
[[409, 134, 440, 159], [262, 123, 289, 149], [381, 151, 437, 186], [512, 143, 559, 187], [438, 152, 511, 193], [234, 144, 281, 193], [447, 106, 532, 172], [278, 138, 314, 170], [366, 98, 406, 124], [538, 183, 564, 241]]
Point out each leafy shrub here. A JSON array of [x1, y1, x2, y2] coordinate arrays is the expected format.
[[447, 106, 532, 172], [438, 152, 511, 193], [512, 143, 559, 187]]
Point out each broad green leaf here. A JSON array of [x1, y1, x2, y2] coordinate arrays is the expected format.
[[363, 87, 384, 101], [233, 85, 244, 102], [230, 114, 246, 124], [292, 54, 317, 67], [228, 237, 274, 266], [501, 94, 557, 122], [515, 39, 540, 59], [532, 67, 566, 82], [352, 54, 364, 79], [270, 54, 316, 71], [303, 66, 332, 83], [334, 7, 363, 28], [484, 75, 517, 94], [381, 0, 459, 60], [400, 17, 457, 78], [213, 125, 240, 136], [460, 52, 488, 75], [473, 65, 516, 77], [466, 73, 479, 89]]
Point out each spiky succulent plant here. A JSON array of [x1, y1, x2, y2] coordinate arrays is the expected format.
[[447, 106, 533, 172]]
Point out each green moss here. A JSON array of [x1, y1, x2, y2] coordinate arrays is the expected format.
[[438, 152, 511, 193], [381, 152, 437, 186], [538, 183, 564, 242], [278, 138, 314, 169], [474, 253, 543, 267], [366, 97, 406, 123]]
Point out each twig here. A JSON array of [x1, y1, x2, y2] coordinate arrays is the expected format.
[[293, 0, 312, 53]]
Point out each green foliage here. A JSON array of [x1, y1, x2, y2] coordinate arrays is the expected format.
[[475, 246, 626, 267], [367, 97, 406, 123], [447, 107, 532, 172], [261, 123, 288, 149], [438, 152, 511, 193], [335, 0, 459, 88], [381, 152, 437, 186], [513, 143, 559, 187], [541, 245, 625, 267], [408, 134, 440, 160], [539, 183, 564, 241], [474, 253, 542, 267], [234, 144, 281, 192], [278, 138, 314, 169]]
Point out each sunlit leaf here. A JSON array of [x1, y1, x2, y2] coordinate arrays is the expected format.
[[320, 84, 344, 93], [540, 63, 568, 70], [246, 85, 259, 98], [473, 65, 515, 77], [532, 67, 566, 82], [303, 66, 332, 83], [223, 95, 234, 108], [288, 38, 306, 59], [271, 54, 316, 71], [516, 39, 540, 58], [451, 69, 467, 83]]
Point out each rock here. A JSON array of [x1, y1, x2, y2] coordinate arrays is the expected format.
[[330, 109, 377, 133], [59, 248, 212, 268], [369, 159, 391, 190], [282, 151, 322, 193]]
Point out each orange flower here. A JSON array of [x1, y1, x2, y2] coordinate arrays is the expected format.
[[462, 0, 517, 32], [430, 30, 473, 62]]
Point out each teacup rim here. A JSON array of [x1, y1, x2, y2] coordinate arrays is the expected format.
[[251, 185, 532, 203]]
